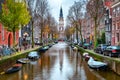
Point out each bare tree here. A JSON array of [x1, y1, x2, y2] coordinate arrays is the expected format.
[[47, 16, 58, 40], [86, 0, 104, 48], [67, 0, 85, 44], [65, 25, 75, 42], [26, 0, 37, 48], [34, 0, 49, 43]]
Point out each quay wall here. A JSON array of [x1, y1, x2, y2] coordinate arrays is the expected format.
[[77, 46, 120, 75], [0, 47, 39, 73]]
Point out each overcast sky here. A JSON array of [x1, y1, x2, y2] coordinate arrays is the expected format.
[[48, 0, 79, 24]]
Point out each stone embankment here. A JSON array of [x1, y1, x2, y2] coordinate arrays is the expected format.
[[77, 46, 120, 75], [0, 47, 40, 74]]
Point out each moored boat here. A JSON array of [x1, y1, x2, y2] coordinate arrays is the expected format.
[[17, 58, 30, 64], [88, 57, 108, 70], [38, 46, 49, 52], [83, 53, 89, 57], [83, 53, 90, 61], [5, 64, 22, 74], [28, 51, 40, 60]]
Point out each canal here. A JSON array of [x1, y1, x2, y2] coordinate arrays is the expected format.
[[0, 42, 120, 80]]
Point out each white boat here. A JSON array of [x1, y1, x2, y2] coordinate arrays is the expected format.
[[28, 51, 40, 60], [88, 57, 108, 70], [17, 58, 30, 64]]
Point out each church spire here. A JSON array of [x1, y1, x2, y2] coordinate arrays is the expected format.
[[59, 6, 63, 18], [58, 6, 64, 39]]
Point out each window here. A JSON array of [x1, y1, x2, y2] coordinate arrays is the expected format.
[[117, 23, 120, 29], [117, 7, 119, 16], [113, 9, 116, 17], [114, 24, 116, 30], [117, 33, 120, 42]]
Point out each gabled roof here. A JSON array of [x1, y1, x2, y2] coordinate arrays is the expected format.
[[111, 1, 120, 8]]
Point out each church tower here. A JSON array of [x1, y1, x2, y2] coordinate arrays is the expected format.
[[59, 6, 64, 39]]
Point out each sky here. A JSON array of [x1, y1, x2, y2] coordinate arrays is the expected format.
[[48, 0, 79, 24]]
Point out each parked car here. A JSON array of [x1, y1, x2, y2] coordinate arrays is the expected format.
[[103, 46, 120, 57], [28, 51, 40, 60], [94, 44, 109, 54]]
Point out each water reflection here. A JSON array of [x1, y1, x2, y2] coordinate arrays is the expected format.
[[1, 42, 120, 80]]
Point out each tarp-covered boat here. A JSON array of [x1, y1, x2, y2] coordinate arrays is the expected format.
[[88, 57, 108, 70], [17, 58, 30, 64], [28, 51, 40, 60]]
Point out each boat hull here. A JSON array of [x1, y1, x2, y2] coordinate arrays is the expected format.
[[88, 57, 108, 70], [17, 58, 30, 64], [5, 64, 22, 74], [88, 64, 108, 70]]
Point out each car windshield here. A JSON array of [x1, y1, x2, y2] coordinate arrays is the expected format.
[[112, 46, 120, 49], [97, 44, 108, 48], [107, 46, 120, 49]]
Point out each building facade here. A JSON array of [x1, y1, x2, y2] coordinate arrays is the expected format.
[[111, 2, 120, 45], [0, 23, 19, 47]]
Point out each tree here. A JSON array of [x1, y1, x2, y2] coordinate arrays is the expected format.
[[101, 32, 106, 44], [0, 0, 31, 47], [49, 18, 58, 40], [34, 0, 49, 43], [86, 0, 104, 48], [65, 25, 75, 41], [67, 1, 85, 44], [27, 0, 37, 48]]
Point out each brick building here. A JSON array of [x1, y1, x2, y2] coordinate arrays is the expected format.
[[0, 23, 19, 47], [111, 2, 120, 45], [0, 0, 19, 48]]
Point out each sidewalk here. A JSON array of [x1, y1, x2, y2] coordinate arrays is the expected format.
[[0, 46, 40, 61]]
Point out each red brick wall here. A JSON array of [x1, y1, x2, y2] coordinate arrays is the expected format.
[[0, 23, 19, 47]]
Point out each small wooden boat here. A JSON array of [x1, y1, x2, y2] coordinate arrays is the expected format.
[[17, 58, 30, 64], [5, 64, 22, 74], [48, 44, 53, 48], [88, 57, 108, 70]]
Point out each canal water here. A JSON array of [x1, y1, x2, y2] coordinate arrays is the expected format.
[[0, 42, 120, 80]]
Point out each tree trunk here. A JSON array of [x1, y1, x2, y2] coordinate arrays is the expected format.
[[13, 28, 15, 48], [79, 25, 83, 45], [94, 18, 98, 49], [31, 20, 34, 48], [76, 25, 79, 43], [51, 33, 53, 39], [40, 29, 43, 43]]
